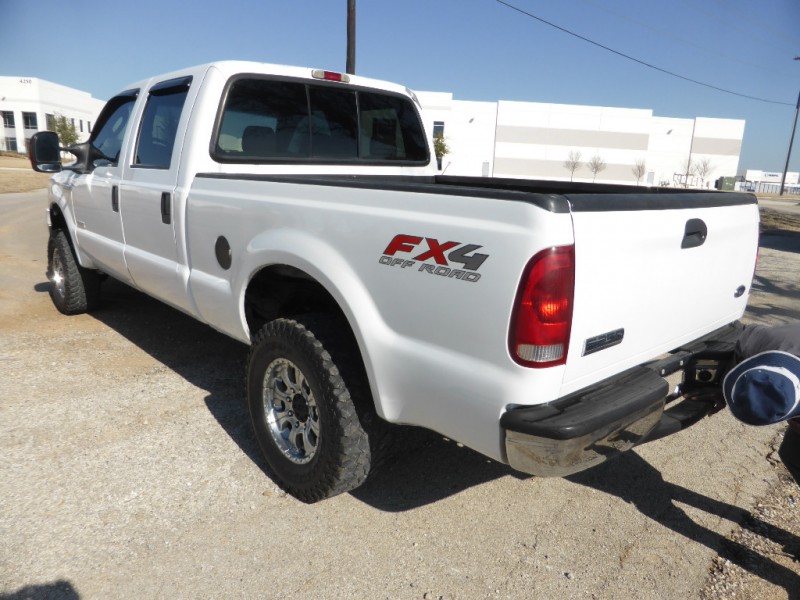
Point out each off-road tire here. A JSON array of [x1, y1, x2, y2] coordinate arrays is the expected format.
[[246, 315, 383, 503], [46, 229, 101, 314]]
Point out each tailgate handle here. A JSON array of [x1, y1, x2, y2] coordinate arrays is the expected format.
[[681, 218, 707, 249]]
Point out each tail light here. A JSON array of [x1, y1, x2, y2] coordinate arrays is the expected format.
[[510, 246, 575, 368]]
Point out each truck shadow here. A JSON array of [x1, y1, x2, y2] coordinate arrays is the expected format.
[[77, 278, 266, 471], [759, 230, 800, 254], [568, 451, 800, 597], [350, 428, 525, 509], [0, 580, 80, 600], [75, 278, 515, 507], [748, 273, 800, 322]]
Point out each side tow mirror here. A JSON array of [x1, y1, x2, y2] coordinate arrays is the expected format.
[[28, 131, 63, 173]]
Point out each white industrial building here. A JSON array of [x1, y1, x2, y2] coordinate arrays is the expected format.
[[740, 169, 799, 194], [418, 91, 745, 188], [0, 76, 105, 154]]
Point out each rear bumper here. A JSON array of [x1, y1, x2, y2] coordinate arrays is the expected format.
[[501, 322, 742, 477]]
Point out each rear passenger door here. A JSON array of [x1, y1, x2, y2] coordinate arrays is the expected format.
[[121, 76, 194, 311]]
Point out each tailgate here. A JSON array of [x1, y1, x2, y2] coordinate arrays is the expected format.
[[561, 192, 759, 395]]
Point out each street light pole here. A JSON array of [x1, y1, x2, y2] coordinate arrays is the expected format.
[[779, 56, 800, 196]]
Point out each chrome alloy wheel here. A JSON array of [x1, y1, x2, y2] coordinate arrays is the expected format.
[[50, 251, 66, 300], [263, 358, 320, 464]]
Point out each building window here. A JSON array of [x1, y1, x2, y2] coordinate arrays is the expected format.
[[433, 121, 445, 169], [79, 120, 84, 133], [2, 111, 15, 128], [46, 114, 56, 130], [23, 112, 38, 130], [3, 137, 18, 152]]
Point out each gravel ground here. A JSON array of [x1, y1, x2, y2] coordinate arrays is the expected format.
[[700, 207, 800, 600], [701, 445, 799, 600], [0, 190, 798, 599]]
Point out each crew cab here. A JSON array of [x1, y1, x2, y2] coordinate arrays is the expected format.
[[29, 61, 760, 502]]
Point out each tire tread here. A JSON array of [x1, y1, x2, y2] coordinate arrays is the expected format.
[[47, 229, 101, 315], [247, 315, 383, 502]]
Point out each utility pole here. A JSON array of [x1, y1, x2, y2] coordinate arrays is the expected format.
[[346, 0, 356, 75], [779, 57, 800, 196], [684, 118, 697, 188]]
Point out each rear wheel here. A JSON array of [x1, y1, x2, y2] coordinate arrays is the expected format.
[[47, 229, 100, 314], [246, 315, 379, 502]]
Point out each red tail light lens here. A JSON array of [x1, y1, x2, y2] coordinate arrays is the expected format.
[[510, 246, 575, 368]]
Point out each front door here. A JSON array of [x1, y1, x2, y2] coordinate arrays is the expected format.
[[70, 92, 138, 282]]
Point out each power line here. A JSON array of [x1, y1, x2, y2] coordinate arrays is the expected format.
[[706, 0, 799, 55], [577, 0, 789, 77], [495, 0, 795, 107]]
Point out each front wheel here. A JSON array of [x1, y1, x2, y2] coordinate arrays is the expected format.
[[246, 315, 377, 503], [47, 229, 100, 314]]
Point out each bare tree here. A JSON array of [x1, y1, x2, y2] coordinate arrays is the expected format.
[[563, 150, 582, 182], [692, 157, 714, 189], [631, 159, 646, 186], [587, 154, 607, 182], [682, 157, 695, 188]]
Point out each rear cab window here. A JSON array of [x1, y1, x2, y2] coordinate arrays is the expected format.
[[212, 76, 428, 165]]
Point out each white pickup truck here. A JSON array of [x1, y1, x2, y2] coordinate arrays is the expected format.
[[30, 61, 759, 502]]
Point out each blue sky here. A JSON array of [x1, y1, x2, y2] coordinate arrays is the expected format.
[[2, 0, 799, 173]]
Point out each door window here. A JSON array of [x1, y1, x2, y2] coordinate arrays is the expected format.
[[134, 77, 192, 169], [91, 94, 137, 165]]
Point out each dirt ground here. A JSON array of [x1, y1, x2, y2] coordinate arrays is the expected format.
[[761, 208, 800, 233], [0, 155, 52, 193], [0, 188, 798, 599]]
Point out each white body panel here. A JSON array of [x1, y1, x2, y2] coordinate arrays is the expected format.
[[185, 177, 574, 459], [563, 201, 759, 395], [69, 165, 132, 282]]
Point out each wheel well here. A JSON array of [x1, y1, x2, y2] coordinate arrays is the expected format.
[[244, 265, 381, 427], [244, 265, 347, 337], [49, 204, 67, 231]]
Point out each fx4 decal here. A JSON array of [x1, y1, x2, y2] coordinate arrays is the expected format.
[[379, 234, 489, 283]]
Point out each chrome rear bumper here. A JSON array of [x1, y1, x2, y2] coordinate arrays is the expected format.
[[502, 322, 742, 477]]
